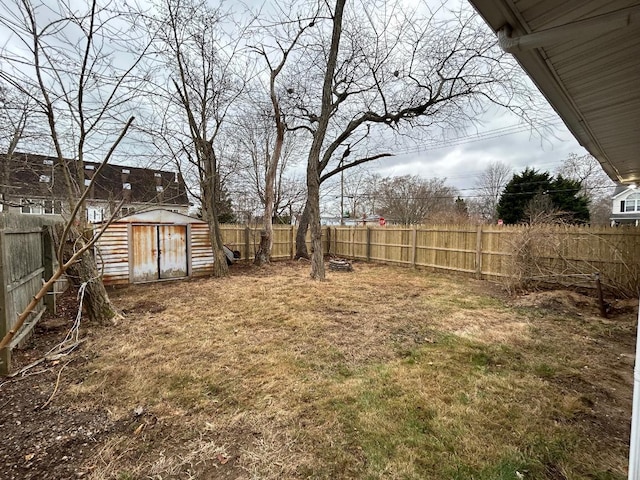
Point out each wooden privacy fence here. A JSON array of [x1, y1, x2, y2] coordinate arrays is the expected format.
[[326, 224, 640, 296], [0, 215, 62, 374], [219, 225, 329, 261]]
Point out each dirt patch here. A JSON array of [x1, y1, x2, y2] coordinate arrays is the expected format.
[[0, 291, 116, 480], [513, 289, 638, 318], [122, 300, 166, 314]]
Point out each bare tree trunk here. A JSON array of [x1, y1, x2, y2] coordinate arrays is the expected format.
[[306, 0, 346, 280], [295, 200, 310, 259], [60, 227, 119, 325], [254, 167, 275, 266], [202, 145, 229, 277], [307, 173, 324, 279], [67, 250, 118, 325], [209, 216, 229, 277]]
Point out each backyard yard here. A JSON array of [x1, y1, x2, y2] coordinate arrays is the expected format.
[[0, 261, 636, 479]]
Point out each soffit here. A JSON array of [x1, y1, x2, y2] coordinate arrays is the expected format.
[[469, 0, 640, 184]]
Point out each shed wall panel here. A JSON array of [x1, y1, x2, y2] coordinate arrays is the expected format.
[[96, 223, 130, 285]]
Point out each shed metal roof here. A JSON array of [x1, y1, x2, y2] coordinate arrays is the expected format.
[[468, 0, 640, 185]]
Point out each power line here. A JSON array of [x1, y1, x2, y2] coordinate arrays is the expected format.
[[387, 118, 562, 156], [338, 184, 614, 202]]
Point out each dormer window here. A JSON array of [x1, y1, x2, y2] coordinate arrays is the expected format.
[[39, 175, 50, 183]]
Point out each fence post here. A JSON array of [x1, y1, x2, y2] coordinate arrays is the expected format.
[[366, 227, 372, 262], [325, 227, 331, 256], [244, 226, 251, 261], [290, 225, 295, 259], [0, 231, 9, 375], [411, 226, 417, 268], [475, 224, 483, 279], [42, 227, 55, 314], [350, 227, 355, 259]]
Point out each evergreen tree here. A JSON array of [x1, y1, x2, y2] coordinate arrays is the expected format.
[[496, 168, 551, 224], [496, 168, 590, 224], [549, 175, 590, 223]]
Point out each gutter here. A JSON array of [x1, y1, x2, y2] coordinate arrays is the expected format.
[[497, 5, 640, 53]]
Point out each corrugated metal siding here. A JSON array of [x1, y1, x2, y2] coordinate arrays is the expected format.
[[96, 223, 129, 285], [191, 223, 214, 277]]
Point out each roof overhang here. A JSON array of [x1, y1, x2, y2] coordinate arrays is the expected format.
[[468, 0, 640, 185]]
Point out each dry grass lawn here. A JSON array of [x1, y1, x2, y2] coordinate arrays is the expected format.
[[60, 261, 634, 479]]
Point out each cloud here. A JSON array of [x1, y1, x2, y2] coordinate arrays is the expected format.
[[369, 112, 586, 194]]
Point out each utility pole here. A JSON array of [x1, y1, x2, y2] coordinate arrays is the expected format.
[[340, 157, 344, 226]]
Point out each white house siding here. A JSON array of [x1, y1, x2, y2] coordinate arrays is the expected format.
[[610, 187, 640, 225]]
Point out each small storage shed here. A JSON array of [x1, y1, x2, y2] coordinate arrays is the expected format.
[[95, 209, 214, 285]]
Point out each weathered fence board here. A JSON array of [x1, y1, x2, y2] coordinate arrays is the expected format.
[[220, 225, 328, 261], [0, 215, 61, 375], [327, 224, 640, 296]]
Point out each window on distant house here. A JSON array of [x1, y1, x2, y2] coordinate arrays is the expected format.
[[123, 182, 131, 190], [21, 199, 42, 214], [156, 185, 164, 192], [87, 206, 105, 223], [44, 200, 62, 215], [43, 159, 54, 166], [624, 193, 640, 212], [39, 175, 50, 183], [121, 206, 135, 216]]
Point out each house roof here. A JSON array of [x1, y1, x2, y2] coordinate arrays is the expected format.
[[0, 152, 189, 206], [112, 209, 204, 224], [612, 184, 638, 199], [468, 0, 640, 185]]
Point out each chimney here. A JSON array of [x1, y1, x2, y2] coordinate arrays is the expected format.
[[155, 173, 164, 203], [121, 169, 131, 202], [84, 164, 95, 198]]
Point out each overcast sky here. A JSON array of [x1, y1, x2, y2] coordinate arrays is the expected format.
[[368, 108, 587, 195], [0, 0, 592, 212]]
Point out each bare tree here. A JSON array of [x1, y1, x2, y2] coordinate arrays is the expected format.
[[150, 0, 251, 276], [370, 175, 457, 224], [245, 17, 314, 265], [276, 0, 539, 278], [474, 161, 512, 221], [557, 153, 615, 225], [233, 112, 306, 225], [0, 0, 149, 323]]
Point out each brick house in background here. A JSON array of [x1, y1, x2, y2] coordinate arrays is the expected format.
[[0, 152, 190, 222]]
